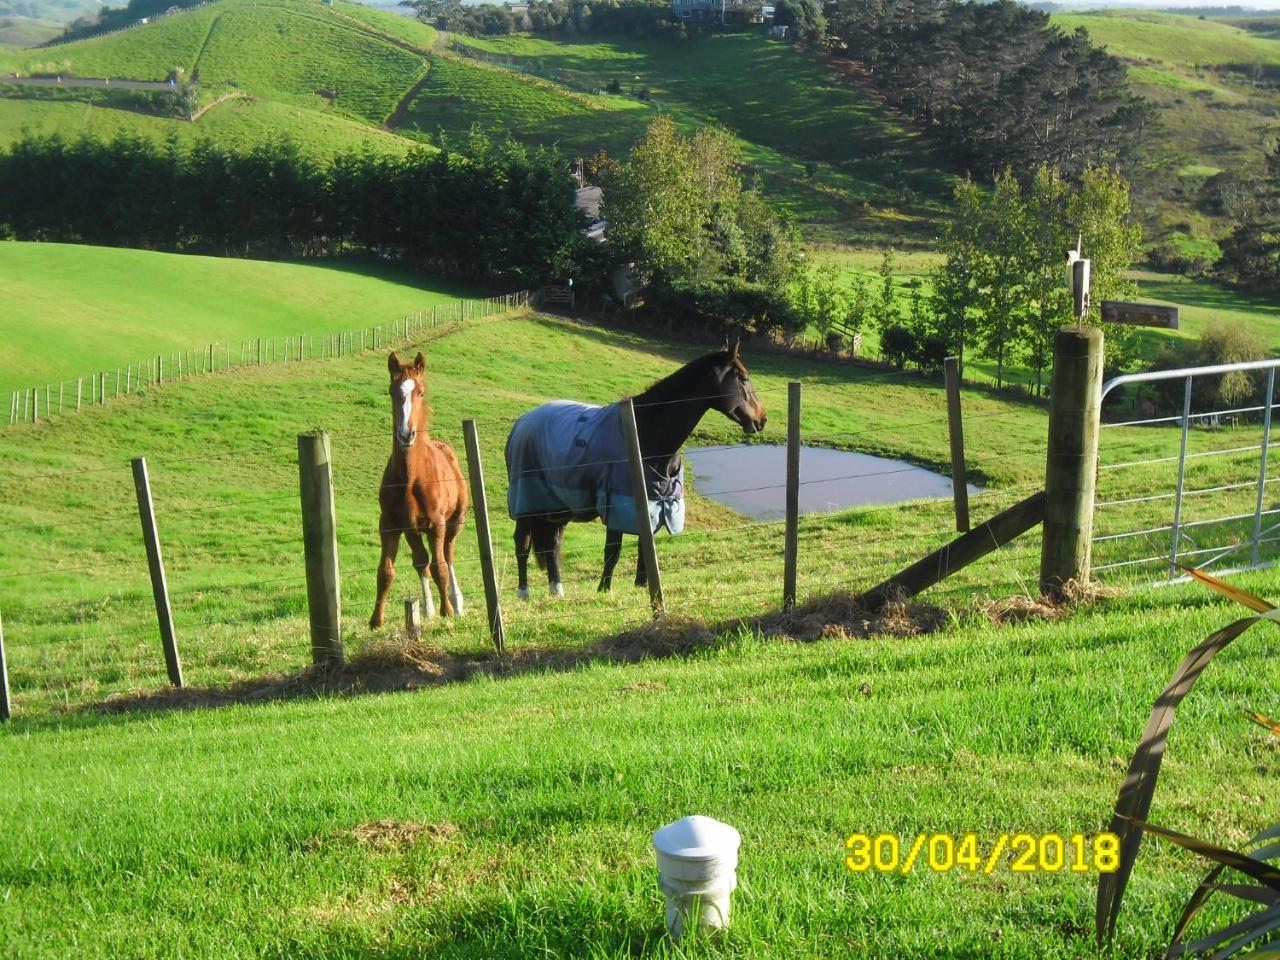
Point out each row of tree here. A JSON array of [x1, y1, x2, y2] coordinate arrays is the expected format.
[[404, 0, 688, 41], [0, 133, 586, 285], [791, 165, 1142, 389], [826, 0, 1151, 181]]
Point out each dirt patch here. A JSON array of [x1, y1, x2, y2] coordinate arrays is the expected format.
[[351, 819, 459, 850], [978, 578, 1114, 625], [743, 590, 945, 642], [90, 583, 1099, 716]]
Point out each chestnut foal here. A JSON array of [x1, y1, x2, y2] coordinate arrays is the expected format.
[[370, 351, 469, 627]]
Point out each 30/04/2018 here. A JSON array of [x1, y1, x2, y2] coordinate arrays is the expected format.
[[844, 832, 1121, 874]]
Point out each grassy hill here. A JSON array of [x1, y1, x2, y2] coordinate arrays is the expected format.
[[0, 286, 1274, 955], [0, 0, 956, 240], [1051, 9, 1280, 257], [0, 242, 480, 393]]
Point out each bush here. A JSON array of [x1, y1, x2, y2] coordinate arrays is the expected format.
[[1150, 320, 1272, 413], [825, 330, 845, 354], [880, 324, 916, 369], [646, 277, 798, 339], [1146, 242, 1213, 276]]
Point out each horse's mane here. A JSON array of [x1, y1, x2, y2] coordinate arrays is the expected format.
[[634, 351, 731, 404]]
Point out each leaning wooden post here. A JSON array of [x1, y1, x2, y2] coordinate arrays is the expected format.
[[297, 431, 344, 668], [620, 398, 665, 614], [944, 357, 970, 533], [131, 457, 184, 688], [0, 607, 9, 721], [462, 419, 506, 654], [404, 597, 421, 640], [1039, 326, 1104, 598], [783, 381, 801, 611]]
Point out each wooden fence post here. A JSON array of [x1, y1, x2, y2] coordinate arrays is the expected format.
[[0, 607, 9, 721], [462, 419, 506, 654], [783, 381, 801, 611], [131, 457, 184, 688], [157, 355, 163, 385], [944, 357, 970, 533], [404, 597, 421, 640], [1039, 327, 1104, 598], [115, 370, 120, 399], [620, 398, 665, 614], [297, 431, 343, 668], [76, 378, 82, 410]]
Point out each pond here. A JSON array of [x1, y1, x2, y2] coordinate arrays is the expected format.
[[684, 444, 981, 521]]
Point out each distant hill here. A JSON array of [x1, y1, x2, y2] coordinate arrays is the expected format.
[[0, 1, 959, 242], [1051, 8, 1280, 262]]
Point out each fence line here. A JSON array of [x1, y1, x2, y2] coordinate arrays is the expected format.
[[5, 291, 530, 430]]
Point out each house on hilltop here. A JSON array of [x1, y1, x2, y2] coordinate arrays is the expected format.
[[669, 0, 768, 24]]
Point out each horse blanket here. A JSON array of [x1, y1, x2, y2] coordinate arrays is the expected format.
[[505, 400, 685, 536]]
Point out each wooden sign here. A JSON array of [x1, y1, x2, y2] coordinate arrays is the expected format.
[[1100, 301, 1180, 329]]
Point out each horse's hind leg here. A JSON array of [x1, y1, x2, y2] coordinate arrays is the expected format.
[[370, 528, 399, 629], [514, 517, 533, 601], [444, 516, 464, 616], [405, 530, 436, 619], [598, 527, 623, 592]]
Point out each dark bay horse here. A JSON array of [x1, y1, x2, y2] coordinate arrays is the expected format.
[[370, 351, 469, 627], [505, 342, 767, 598]]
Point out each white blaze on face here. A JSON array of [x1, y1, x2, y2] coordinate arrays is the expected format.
[[397, 380, 415, 444]]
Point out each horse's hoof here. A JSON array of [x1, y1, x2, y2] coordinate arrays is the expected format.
[[597, 581, 611, 593], [550, 582, 564, 598], [517, 586, 531, 601], [369, 615, 383, 629]]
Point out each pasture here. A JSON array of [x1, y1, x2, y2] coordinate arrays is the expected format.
[[0, 242, 479, 393], [0, 301, 1275, 956]]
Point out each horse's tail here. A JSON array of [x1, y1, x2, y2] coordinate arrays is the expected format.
[[530, 520, 562, 570]]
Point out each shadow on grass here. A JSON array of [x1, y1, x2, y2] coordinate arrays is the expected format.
[[88, 591, 946, 717]]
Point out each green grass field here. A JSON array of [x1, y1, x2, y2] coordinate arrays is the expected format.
[[0, 284, 1275, 955], [0, 242, 480, 393]]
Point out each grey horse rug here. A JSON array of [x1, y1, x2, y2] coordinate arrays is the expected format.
[[505, 400, 685, 536]]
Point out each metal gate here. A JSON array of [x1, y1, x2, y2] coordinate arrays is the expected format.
[[1092, 358, 1280, 583]]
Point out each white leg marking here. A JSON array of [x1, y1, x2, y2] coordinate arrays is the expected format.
[[420, 571, 437, 619], [517, 585, 531, 601], [448, 565, 464, 615], [550, 581, 564, 598]]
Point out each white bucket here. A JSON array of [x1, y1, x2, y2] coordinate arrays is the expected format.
[[652, 815, 741, 939]]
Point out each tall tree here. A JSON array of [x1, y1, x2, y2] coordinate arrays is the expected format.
[[972, 169, 1029, 389]]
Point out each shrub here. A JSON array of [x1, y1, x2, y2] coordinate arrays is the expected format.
[[880, 324, 916, 369], [646, 277, 797, 339]]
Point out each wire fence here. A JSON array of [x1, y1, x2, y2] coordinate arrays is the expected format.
[[5, 291, 530, 429], [1091, 359, 1280, 584], [0, 374, 1044, 718]]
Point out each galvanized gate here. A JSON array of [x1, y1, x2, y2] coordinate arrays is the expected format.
[[1091, 358, 1280, 582]]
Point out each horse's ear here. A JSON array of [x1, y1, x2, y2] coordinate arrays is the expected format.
[[413, 352, 426, 374], [387, 352, 401, 375], [731, 337, 741, 359], [720, 336, 730, 353]]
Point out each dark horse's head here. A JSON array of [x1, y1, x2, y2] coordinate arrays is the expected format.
[[387, 351, 429, 450], [707, 340, 767, 434]]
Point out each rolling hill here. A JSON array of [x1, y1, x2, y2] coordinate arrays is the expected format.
[[1051, 8, 1280, 259], [0, 0, 956, 240]]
